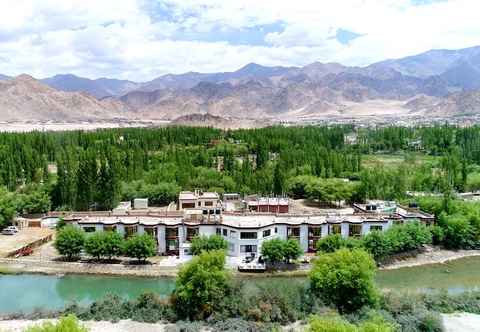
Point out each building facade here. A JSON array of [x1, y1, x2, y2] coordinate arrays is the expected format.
[[64, 195, 433, 258]]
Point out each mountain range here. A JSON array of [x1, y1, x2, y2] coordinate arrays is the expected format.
[[2, 45, 480, 122]]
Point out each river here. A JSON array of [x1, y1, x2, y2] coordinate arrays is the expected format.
[[2, 256, 480, 314]]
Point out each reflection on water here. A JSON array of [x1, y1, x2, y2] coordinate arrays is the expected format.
[[376, 256, 480, 293], [2, 256, 480, 314], [0, 274, 175, 314]]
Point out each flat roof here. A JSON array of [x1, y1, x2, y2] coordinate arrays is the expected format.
[[76, 214, 388, 228]]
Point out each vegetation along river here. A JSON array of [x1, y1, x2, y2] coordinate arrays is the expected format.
[[2, 256, 480, 314]]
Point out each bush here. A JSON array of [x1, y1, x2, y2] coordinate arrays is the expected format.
[[54, 226, 85, 260], [307, 314, 396, 332], [362, 231, 391, 262], [84, 231, 124, 260], [123, 234, 156, 262], [261, 238, 303, 264], [430, 226, 445, 245], [190, 235, 228, 255], [441, 215, 477, 249], [25, 315, 88, 332], [173, 250, 231, 320], [283, 239, 303, 263], [381, 293, 444, 332], [316, 234, 359, 253], [310, 249, 379, 313], [261, 238, 285, 264]]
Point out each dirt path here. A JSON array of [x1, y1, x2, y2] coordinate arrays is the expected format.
[[381, 247, 480, 270], [442, 313, 480, 332]]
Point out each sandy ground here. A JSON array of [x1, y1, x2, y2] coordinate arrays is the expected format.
[[382, 246, 480, 270], [1, 316, 479, 332], [0, 121, 170, 133], [442, 313, 480, 332], [0, 319, 172, 332], [289, 199, 354, 215], [0, 228, 54, 258]]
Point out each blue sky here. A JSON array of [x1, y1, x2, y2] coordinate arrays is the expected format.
[[0, 0, 478, 81]]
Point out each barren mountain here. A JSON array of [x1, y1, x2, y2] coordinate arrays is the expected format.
[[0, 75, 130, 121], [42, 74, 140, 98]]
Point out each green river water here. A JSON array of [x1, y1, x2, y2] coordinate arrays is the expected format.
[[1, 256, 480, 314]]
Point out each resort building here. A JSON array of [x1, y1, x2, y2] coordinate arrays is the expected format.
[[64, 197, 433, 258]]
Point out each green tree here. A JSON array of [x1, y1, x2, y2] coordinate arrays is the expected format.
[[362, 231, 391, 262], [273, 162, 285, 195], [102, 231, 124, 260], [0, 187, 16, 229], [123, 234, 156, 262], [173, 250, 231, 320], [84, 231, 124, 260], [316, 234, 359, 253], [84, 232, 106, 260], [54, 225, 85, 260], [310, 248, 378, 313], [25, 315, 88, 332], [261, 238, 285, 264], [190, 235, 228, 255], [283, 239, 302, 263]]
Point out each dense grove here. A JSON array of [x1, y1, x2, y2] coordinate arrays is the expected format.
[[0, 125, 478, 210]]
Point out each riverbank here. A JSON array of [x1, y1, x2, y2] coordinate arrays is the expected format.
[[0, 315, 478, 332], [2, 247, 480, 278], [381, 247, 480, 270], [0, 319, 299, 332]]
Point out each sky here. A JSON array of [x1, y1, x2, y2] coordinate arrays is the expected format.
[[0, 0, 479, 81]]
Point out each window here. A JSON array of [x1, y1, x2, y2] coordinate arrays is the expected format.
[[125, 225, 138, 239], [370, 225, 383, 232], [349, 224, 362, 237], [230, 230, 237, 238], [186, 227, 198, 240], [223, 229, 228, 236], [182, 202, 195, 209], [262, 229, 271, 238], [83, 227, 96, 233], [329, 224, 341, 235], [309, 227, 322, 237], [240, 232, 257, 239], [274, 227, 278, 233], [205, 201, 213, 206], [103, 225, 116, 232], [216, 228, 221, 235], [287, 227, 300, 237], [240, 245, 257, 253], [166, 227, 178, 238], [228, 242, 235, 252]]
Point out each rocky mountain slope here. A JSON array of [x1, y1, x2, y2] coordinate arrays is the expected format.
[[0, 75, 130, 121], [2, 45, 480, 122], [41, 74, 139, 99]]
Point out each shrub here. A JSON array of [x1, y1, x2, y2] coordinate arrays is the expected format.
[[381, 293, 444, 332], [316, 234, 359, 253], [261, 238, 285, 264], [310, 249, 379, 313], [173, 250, 231, 320], [362, 231, 391, 262], [430, 226, 445, 245], [307, 314, 395, 332], [190, 235, 228, 255], [442, 215, 477, 249], [84, 231, 124, 260], [123, 234, 156, 262], [54, 226, 85, 260], [84, 233, 106, 260], [24, 315, 88, 332], [283, 239, 303, 263]]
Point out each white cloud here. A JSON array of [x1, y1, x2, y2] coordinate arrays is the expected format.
[[0, 0, 479, 81]]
